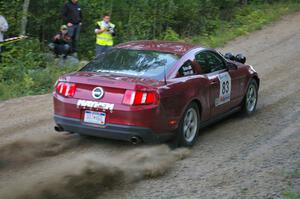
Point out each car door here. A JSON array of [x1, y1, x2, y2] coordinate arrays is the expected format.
[[195, 51, 236, 117]]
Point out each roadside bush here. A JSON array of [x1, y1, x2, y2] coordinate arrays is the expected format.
[[1, 1, 300, 100], [0, 39, 81, 100], [161, 28, 180, 41], [189, 1, 300, 47]]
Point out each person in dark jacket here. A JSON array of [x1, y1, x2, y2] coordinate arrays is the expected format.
[[49, 25, 72, 59], [62, 0, 82, 55]]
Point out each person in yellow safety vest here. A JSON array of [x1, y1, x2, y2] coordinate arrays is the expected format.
[[95, 13, 116, 57]]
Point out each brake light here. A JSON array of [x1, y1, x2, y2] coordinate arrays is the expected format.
[[56, 82, 76, 97], [122, 90, 159, 105]]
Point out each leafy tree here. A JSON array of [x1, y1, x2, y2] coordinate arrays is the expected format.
[[1, 0, 300, 100]]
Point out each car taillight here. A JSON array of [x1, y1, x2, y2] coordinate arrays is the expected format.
[[56, 82, 76, 97], [122, 90, 159, 105]]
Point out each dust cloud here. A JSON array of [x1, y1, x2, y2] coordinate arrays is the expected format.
[[0, 134, 81, 169], [3, 145, 190, 199]]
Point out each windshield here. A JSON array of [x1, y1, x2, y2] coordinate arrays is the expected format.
[[80, 48, 179, 80]]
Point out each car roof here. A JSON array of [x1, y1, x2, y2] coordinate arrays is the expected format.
[[115, 40, 202, 56]]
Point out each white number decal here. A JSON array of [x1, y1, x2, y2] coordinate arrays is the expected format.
[[215, 72, 231, 106]]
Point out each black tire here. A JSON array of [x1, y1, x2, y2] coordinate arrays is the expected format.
[[242, 79, 258, 115], [173, 102, 200, 147]]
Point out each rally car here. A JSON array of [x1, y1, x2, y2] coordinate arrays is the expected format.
[[53, 40, 259, 147]]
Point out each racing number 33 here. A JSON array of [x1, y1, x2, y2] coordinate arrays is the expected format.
[[215, 72, 232, 106]]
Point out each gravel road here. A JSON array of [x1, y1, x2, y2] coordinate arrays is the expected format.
[[0, 12, 299, 199]]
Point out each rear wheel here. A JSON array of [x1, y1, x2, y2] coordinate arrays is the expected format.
[[242, 79, 258, 115], [174, 102, 200, 147]]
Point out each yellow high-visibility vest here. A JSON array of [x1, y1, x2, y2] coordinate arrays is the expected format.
[[96, 21, 115, 46]]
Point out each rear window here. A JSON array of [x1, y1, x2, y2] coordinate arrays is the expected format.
[[80, 48, 179, 80]]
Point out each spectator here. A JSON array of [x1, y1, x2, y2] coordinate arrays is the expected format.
[[95, 13, 115, 57], [0, 15, 9, 53], [62, 0, 82, 56], [49, 25, 72, 59]]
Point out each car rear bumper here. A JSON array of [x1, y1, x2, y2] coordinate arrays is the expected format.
[[54, 115, 173, 143]]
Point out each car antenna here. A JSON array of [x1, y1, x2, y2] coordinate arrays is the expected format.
[[163, 65, 167, 85]]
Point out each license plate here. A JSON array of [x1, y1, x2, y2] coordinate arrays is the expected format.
[[84, 111, 106, 125]]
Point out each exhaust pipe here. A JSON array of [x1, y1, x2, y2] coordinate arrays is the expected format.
[[54, 125, 64, 132], [130, 136, 142, 145]]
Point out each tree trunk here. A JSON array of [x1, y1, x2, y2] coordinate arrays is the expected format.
[[20, 0, 30, 35]]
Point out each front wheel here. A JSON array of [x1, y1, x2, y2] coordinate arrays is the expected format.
[[175, 102, 200, 147], [242, 79, 258, 115]]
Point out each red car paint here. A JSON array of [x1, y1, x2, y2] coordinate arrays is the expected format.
[[53, 40, 259, 142]]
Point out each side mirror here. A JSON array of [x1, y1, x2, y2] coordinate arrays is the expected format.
[[224, 52, 247, 64], [235, 54, 246, 64], [224, 52, 235, 61], [227, 62, 238, 70]]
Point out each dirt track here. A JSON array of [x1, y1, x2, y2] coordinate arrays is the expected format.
[[0, 12, 300, 199]]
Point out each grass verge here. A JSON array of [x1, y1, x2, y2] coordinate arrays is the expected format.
[[188, 2, 300, 47], [1, 1, 300, 100], [282, 169, 300, 199]]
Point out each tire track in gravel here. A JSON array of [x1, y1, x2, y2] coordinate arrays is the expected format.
[[0, 118, 52, 138], [102, 12, 300, 199], [0, 94, 53, 139]]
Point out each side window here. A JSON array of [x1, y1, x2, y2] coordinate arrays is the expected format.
[[177, 60, 195, 77], [195, 51, 226, 74], [206, 52, 226, 72], [195, 53, 210, 74]]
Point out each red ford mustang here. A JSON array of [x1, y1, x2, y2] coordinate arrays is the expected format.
[[53, 40, 259, 146]]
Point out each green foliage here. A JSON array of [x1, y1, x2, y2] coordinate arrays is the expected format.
[[162, 28, 180, 41], [189, 1, 300, 47], [2, 0, 300, 59], [282, 169, 300, 199], [0, 0, 23, 36], [282, 191, 300, 199], [1, 0, 300, 100], [0, 39, 81, 100]]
